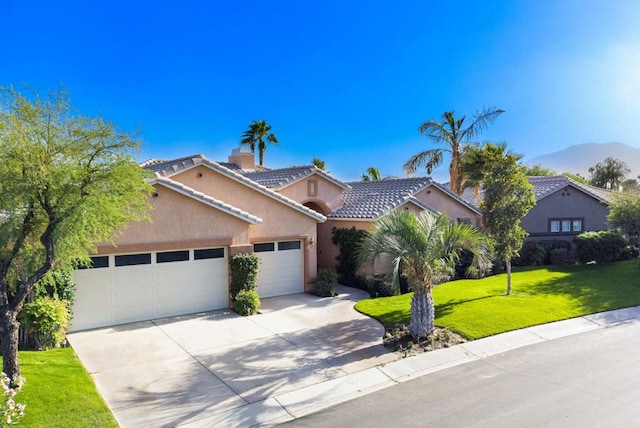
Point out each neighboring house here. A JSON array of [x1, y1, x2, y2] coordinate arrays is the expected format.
[[460, 175, 612, 246], [320, 178, 482, 274], [70, 148, 481, 331]]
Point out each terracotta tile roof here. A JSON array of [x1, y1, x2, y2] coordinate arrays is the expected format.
[[242, 166, 351, 190], [150, 177, 263, 224], [143, 155, 327, 222], [328, 177, 478, 219], [458, 175, 613, 207]]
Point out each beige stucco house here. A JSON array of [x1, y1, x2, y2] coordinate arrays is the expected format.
[[70, 148, 481, 331]]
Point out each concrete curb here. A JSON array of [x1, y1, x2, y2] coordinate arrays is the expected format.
[[178, 306, 640, 427]]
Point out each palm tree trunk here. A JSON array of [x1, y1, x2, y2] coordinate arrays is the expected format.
[[506, 258, 512, 295], [409, 286, 435, 339]]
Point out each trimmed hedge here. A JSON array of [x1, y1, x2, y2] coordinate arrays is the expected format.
[[574, 230, 628, 264], [312, 268, 337, 297], [229, 253, 260, 316], [514, 239, 572, 266], [229, 253, 259, 299], [331, 227, 368, 285]]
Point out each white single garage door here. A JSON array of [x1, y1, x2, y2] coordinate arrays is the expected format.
[[254, 240, 303, 298], [70, 247, 228, 331]]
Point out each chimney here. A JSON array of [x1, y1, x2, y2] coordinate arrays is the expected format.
[[228, 147, 255, 170]]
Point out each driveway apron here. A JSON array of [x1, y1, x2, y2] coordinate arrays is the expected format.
[[67, 286, 396, 427]]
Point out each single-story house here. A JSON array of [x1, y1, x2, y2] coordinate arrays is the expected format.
[[70, 148, 481, 331], [459, 175, 612, 246]]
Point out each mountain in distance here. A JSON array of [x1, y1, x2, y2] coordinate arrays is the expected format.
[[526, 142, 640, 178]]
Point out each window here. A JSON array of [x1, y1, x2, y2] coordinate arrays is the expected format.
[[278, 241, 301, 251], [457, 218, 472, 225], [572, 219, 582, 232], [78, 256, 109, 269], [157, 250, 189, 263], [549, 218, 584, 234], [253, 243, 275, 252], [194, 248, 225, 260], [115, 253, 152, 267]]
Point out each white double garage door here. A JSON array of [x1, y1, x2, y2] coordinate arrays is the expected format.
[[71, 241, 303, 331]]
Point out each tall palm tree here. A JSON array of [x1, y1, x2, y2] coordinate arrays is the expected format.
[[311, 157, 327, 171], [360, 211, 491, 339], [362, 166, 382, 181], [240, 119, 279, 166], [403, 107, 504, 195]]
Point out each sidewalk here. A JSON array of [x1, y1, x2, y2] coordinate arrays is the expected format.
[[178, 306, 640, 427]]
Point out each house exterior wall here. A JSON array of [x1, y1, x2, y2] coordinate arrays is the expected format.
[[96, 185, 250, 254], [277, 177, 345, 214], [521, 187, 610, 242], [413, 186, 482, 226], [172, 165, 320, 287]]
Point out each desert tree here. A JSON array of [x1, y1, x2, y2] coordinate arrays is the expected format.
[[0, 87, 152, 382], [463, 142, 536, 295]]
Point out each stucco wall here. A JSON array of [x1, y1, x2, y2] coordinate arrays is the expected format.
[[172, 165, 320, 286], [97, 185, 250, 254], [413, 186, 482, 226], [521, 187, 610, 238], [277, 176, 345, 214]]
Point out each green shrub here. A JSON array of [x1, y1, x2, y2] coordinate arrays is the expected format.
[[574, 230, 627, 264], [229, 253, 260, 299], [311, 268, 337, 297], [233, 289, 261, 316], [514, 241, 547, 266], [35, 269, 76, 304], [20, 297, 70, 350], [549, 248, 568, 265], [331, 227, 368, 285]]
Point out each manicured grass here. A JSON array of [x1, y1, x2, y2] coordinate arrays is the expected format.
[[355, 259, 640, 339], [9, 348, 117, 428]]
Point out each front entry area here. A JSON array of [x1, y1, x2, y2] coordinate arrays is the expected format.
[[254, 240, 304, 298], [71, 247, 229, 331]]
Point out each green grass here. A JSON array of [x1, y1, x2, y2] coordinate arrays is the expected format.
[[9, 348, 117, 428], [355, 259, 640, 339]]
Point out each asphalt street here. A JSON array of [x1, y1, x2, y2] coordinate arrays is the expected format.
[[282, 320, 640, 427]]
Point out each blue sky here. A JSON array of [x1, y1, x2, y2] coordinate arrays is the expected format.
[[3, 1, 640, 181]]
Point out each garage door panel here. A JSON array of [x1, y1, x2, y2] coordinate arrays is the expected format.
[[70, 247, 229, 331], [256, 241, 303, 298]]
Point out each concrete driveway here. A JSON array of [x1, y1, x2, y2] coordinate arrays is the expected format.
[[67, 285, 397, 427]]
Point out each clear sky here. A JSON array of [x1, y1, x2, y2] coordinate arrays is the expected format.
[[3, 1, 640, 181]]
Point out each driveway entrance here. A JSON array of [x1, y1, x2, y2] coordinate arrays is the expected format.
[[67, 286, 396, 427]]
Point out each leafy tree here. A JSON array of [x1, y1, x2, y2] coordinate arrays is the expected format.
[[0, 87, 152, 382], [311, 157, 327, 171], [523, 164, 557, 176], [622, 177, 640, 193], [360, 211, 491, 339], [608, 192, 640, 241], [463, 142, 536, 295], [403, 107, 504, 195], [240, 119, 279, 166], [362, 166, 382, 181], [588, 157, 630, 190]]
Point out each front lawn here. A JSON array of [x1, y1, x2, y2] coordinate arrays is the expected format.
[[355, 259, 640, 339], [9, 348, 117, 427]]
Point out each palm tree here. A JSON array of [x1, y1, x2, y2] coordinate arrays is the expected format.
[[240, 119, 279, 166], [403, 107, 504, 195], [362, 166, 382, 181], [360, 211, 491, 339], [311, 157, 327, 171]]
